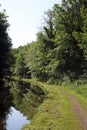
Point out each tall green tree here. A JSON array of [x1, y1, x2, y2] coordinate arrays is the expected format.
[[0, 9, 13, 111], [52, 0, 87, 80], [15, 46, 30, 79], [0, 10, 12, 80]]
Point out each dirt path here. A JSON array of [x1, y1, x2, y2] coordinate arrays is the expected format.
[[61, 89, 87, 130]]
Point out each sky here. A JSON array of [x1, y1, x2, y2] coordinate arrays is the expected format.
[[0, 0, 61, 48]]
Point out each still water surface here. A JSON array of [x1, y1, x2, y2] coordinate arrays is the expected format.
[[0, 80, 45, 130], [6, 107, 30, 130]]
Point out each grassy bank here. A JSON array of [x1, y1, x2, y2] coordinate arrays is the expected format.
[[22, 83, 82, 130], [12, 78, 87, 130]]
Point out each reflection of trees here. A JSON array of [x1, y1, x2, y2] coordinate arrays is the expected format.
[[0, 116, 6, 130], [0, 106, 8, 130], [0, 79, 12, 130], [11, 80, 47, 119]]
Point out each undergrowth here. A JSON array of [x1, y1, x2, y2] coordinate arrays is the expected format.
[[61, 78, 87, 98]]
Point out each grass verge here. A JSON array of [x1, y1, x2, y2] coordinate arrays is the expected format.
[[22, 83, 81, 130]]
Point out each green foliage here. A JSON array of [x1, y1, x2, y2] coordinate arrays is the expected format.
[[62, 77, 87, 99], [13, 46, 31, 79], [16, 53, 26, 78], [0, 9, 13, 113], [11, 80, 47, 119], [0, 10, 12, 80], [53, 0, 87, 80], [13, 0, 87, 82]]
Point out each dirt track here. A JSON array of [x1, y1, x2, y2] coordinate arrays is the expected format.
[[62, 89, 87, 130]]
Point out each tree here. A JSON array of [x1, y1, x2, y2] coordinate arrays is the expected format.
[[0, 10, 12, 80], [30, 10, 56, 81], [52, 0, 87, 80], [15, 47, 29, 79], [11, 0, 87, 82], [0, 9, 13, 112], [43, 9, 56, 49]]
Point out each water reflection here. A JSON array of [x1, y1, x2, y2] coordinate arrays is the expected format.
[[0, 106, 29, 130], [0, 80, 29, 130], [6, 107, 29, 130], [0, 79, 46, 130], [0, 117, 6, 130], [11, 80, 47, 119], [0, 99, 9, 130], [0, 79, 12, 130]]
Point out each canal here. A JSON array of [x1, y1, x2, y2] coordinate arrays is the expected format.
[[6, 107, 30, 130], [0, 79, 46, 130]]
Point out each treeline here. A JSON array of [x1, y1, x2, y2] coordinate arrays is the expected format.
[[0, 9, 13, 113], [13, 0, 87, 84]]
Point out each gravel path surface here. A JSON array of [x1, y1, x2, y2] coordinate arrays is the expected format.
[[62, 89, 87, 130]]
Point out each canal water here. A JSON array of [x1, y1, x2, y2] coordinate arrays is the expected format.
[[0, 79, 46, 130], [6, 107, 30, 130]]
